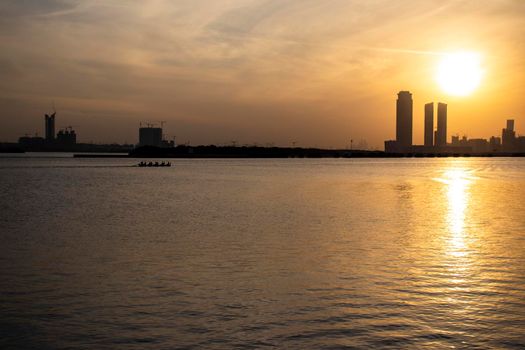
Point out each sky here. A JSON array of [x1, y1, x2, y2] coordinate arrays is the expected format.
[[1, 0, 524, 148]]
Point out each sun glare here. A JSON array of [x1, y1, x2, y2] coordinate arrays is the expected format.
[[436, 52, 484, 96]]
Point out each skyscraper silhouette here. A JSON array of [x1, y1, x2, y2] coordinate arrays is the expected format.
[[436, 103, 447, 146], [45, 113, 55, 142], [502, 119, 516, 151], [424, 103, 434, 147], [396, 91, 413, 151]]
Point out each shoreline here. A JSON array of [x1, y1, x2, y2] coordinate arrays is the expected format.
[[72, 148, 525, 159]]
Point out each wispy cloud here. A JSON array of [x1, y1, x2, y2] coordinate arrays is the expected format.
[[1, 0, 524, 146]]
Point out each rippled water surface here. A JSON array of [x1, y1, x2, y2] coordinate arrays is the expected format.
[[1, 155, 525, 349]]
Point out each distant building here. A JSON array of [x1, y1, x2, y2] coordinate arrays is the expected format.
[[18, 135, 45, 148], [502, 119, 516, 151], [161, 139, 175, 148], [19, 111, 80, 150], [435, 103, 447, 146], [45, 113, 56, 142], [56, 127, 77, 146], [384, 140, 400, 153], [467, 138, 490, 153], [489, 136, 501, 152], [424, 102, 434, 147], [396, 91, 413, 152], [515, 136, 525, 151], [139, 126, 163, 147]]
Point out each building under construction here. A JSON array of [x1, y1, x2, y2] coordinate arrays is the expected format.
[[18, 112, 78, 150], [138, 123, 175, 148], [56, 127, 77, 146], [45, 112, 56, 142]]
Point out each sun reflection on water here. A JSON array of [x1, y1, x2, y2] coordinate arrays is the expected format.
[[435, 168, 476, 258]]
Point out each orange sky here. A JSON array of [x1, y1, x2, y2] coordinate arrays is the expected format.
[[1, 0, 524, 148]]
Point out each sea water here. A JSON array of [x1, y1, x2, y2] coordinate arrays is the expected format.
[[1, 155, 524, 349]]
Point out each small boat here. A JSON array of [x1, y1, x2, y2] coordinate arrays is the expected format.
[[137, 161, 171, 167]]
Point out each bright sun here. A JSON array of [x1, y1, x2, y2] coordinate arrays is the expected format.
[[436, 52, 484, 96]]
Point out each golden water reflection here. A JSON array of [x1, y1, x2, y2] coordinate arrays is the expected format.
[[433, 166, 480, 310], [435, 167, 476, 258]]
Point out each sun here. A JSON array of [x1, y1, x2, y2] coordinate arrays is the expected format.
[[436, 51, 484, 96]]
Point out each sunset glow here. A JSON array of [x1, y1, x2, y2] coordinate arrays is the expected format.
[[436, 52, 484, 97], [2, 1, 525, 348], [0, 1, 524, 148]]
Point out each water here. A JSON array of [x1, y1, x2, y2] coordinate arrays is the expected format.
[[1, 155, 524, 349]]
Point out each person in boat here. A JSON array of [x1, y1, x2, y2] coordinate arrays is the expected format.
[[148, 161, 153, 166]]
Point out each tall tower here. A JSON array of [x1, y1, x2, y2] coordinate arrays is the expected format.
[[436, 103, 447, 147], [424, 102, 434, 147], [45, 112, 56, 142], [396, 91, 413, 151], [502, 119, 516, 151]]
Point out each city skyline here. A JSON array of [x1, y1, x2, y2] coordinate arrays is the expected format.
[[8, 86, 525, 151], [13, 96, 525, 155], [1, 1, 525, 147], [2, 3, 525, 348], [385, 89, 525, 154]]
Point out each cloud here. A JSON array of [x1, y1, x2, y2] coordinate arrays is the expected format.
[[0, 0, 81, 19], [0, 0, 524, 146]]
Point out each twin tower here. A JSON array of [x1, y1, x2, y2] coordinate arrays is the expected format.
[[393, 91, 447, 152]]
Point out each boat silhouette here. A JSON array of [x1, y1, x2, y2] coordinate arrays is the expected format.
[[137, 161, 171, 167]]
